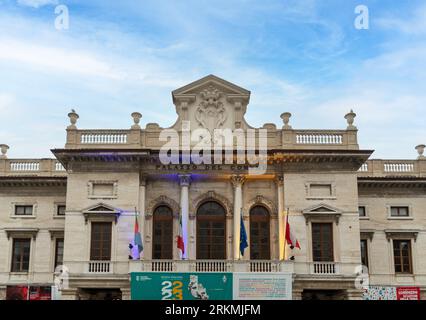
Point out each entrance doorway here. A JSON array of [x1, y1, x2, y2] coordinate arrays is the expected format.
[[78, 288, 122, 300], [302, 289, 346, 300]]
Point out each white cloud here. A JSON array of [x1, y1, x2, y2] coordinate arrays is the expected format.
[[17, 0, 58, 8], [0, 93, 15, 112], [0, 39, 123, 79], [376, 4, 426, 35]]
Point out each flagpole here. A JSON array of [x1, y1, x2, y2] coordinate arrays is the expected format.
[[239, 208, 242, 260], [283, 207, 289, 261]]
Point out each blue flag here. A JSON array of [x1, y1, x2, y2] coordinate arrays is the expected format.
[[240, 213, 248, 257]]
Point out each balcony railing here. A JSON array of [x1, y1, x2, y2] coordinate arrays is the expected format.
[[65, 260, 367, 278], [195, 260, 230, 272], [311, 262, 338, 275], [88, 261, 112, 273], [129, 260, 293, 274]]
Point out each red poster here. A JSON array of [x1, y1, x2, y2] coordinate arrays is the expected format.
[[6, 286, 52, 300], [29, 286, 52, 300], [6, 286, 28, 300], [397, 287, 420, 300]]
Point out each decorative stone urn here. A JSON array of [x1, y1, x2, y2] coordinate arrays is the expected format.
[[131, 112, 142, 129], [280, 112, 292, 129], [345, 109, 357, 130], [0, 144, 9, 159], [67, 110, 79, 129], [416, 144, 425, 159]]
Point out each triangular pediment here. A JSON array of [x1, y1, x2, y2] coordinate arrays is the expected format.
[[83, 203, 119, 213], [302, 203, 341, 214], [172, 74, 251, 97]]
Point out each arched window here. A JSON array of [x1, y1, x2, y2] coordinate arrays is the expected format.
[[249, 206, 270, 260], [152, 205, 173, 259], [197, 201, 226, 259]]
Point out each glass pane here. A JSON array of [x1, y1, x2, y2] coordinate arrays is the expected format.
[[57, 206, 66, 215], [153, 206, 173, 260], [312, 223, 333, 261], [197, 201, 226, 259]]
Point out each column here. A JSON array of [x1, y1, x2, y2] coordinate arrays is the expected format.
[[231, 175, 245, 260], [139, 176, 147, 259], [121, 288, 131, 300], [178, 174, 191, 260], [275, 175, 285, 260]]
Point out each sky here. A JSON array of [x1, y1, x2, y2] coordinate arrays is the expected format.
[[0, 0, 425, 159]]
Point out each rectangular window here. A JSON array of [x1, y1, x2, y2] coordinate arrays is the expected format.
[[14, 205, 33, 216], [360, 239, 369, 268], [359, 206, 366, 217], [312, 223, 333, 262], [56, 205, 66, 216], [390, 206, 409, 217], [90, 222, 112, 261], [393, 240, 412, 274], [310, 184, 332, 197], [11, 239, 31, 272], [54, 238, 64, 268]]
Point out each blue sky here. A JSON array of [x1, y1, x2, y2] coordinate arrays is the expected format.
[[0, 0, 425, 158]]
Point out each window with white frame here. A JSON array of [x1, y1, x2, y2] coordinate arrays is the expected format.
[[390, 206, 409, 217]]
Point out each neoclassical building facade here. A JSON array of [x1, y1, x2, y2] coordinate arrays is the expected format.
[[0, 75, 425, 300]]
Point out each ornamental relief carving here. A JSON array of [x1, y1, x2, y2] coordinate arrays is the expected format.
[[195, 86, 228, 134], [146, 195, 180, 219], [243, 195, 278, 218], [189, 190, 233, 219]]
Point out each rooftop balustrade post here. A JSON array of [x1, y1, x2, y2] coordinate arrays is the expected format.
[[281, 128, 294, 148], [418, 157, 426, 177], [65, 110, 79, 149], [65, 128, 79, 149], [346, 130, 359, 150], [0, 159, 6, 175], [280, 112, 294, 148], [39, 159, 54, 173], [372, 159, 383, 176], [128, 129, 141, 147]]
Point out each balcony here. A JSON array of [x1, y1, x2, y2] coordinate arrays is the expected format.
[[87, 261, 112, 273], [63, 260, 369, 279], [310, 262, 339, 275], [129, 260, 294, 274]]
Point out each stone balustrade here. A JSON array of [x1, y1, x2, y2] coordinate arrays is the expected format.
[[282, 129, 358, 150], [129, 260, 294, 274], [62, 109, 361, 150], [64, 127, 359, 150], [64, 260, 365, 279], [358, 159, 426, 177], [0, 159, 67, 177]]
